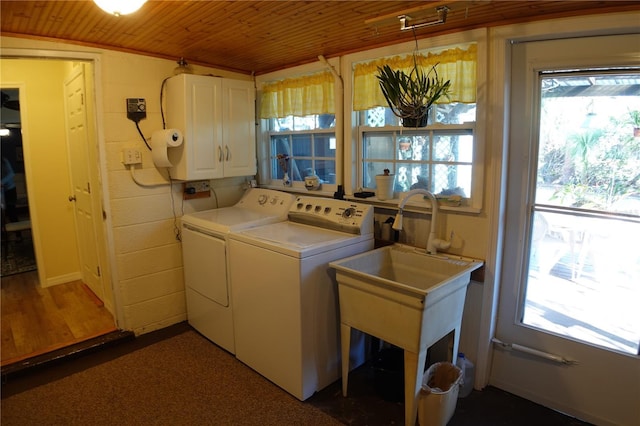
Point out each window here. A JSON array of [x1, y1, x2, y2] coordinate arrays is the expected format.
[[358, 103, 476, 204], [523, 71, 640, 353], [352, 43, 482, 208], [259, 69, 337, 190], [267, 114, 337, 185]]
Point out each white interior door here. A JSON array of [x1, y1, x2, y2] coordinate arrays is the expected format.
[[64, 64, 103, 300], [493, 35, 640, 426]]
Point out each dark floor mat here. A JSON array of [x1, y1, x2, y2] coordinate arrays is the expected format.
[[1, 236, 37, 277]]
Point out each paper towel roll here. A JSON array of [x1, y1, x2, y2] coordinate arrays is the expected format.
[[151, 129, 183, 167]]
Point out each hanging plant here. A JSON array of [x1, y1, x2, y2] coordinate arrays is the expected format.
[[377, 58, 451, 127]]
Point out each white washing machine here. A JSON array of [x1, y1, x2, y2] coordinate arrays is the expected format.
[[228, 196, 374, 400], [180, 188, 296, 353]]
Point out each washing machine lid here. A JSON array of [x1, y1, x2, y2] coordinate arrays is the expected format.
[[230, 221, 372, 258], [180, 188, 296, 235], [181, 207, 286, 235]]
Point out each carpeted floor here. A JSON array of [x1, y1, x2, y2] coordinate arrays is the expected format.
[[1, 329, 341, 426], [1, 236, 36, 277], [1, 323, 592, 426]]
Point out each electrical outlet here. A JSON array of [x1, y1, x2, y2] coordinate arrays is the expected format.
[[185, 180, 211, 193], [183, 180, 211, 200], [123, 148, 142, 165]]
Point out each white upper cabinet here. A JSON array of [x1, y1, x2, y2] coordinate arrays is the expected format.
[[166, 74, 256, 180]]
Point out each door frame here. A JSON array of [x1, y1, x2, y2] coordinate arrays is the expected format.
[[1, 48, 122, 327], [476, 13, 640, 390]]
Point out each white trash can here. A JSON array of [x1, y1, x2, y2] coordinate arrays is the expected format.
[[418, 362, 463, 426]]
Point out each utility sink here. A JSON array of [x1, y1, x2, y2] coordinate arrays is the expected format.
[[331, 244, 482, 302], [329, 244, 483, 426]]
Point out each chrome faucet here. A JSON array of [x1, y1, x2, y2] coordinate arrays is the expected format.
[[392, 189, 451, 255]]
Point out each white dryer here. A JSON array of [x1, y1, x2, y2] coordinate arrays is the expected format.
[[180, 188, 296, 353], [228, 196, 374, 400]]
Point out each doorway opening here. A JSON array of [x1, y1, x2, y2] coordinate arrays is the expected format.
[[2, 89, 35, 278], [1, 58, 117, 367]]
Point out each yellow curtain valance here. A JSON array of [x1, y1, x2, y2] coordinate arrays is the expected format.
[[353, 44, 477, 111], [260, 70, 335, 119]]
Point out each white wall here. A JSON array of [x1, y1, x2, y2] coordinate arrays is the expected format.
[[100, 53, 253, 334]]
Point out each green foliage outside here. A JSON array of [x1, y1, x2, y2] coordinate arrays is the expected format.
[[537, 101, 640, 212]]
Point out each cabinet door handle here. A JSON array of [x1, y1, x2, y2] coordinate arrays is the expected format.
[[218, 146, 223, 162], [225, 145, 230, 161]]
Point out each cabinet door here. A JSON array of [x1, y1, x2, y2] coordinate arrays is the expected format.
[[191, 76, 223, 179], [222, 79, 256, 177]]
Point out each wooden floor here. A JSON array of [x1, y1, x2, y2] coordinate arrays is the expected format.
[[1, 270, 117, 366]]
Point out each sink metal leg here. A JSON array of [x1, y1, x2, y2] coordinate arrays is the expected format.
[[452, 325, 461, 362], [340, 323, 351, 397], [404, 348, 428, 426]]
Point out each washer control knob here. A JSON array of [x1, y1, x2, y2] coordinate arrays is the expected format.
[[305, 204, 313, 211], [270, 198, 278, 205], [296, 202, 304, 210], [315, 205, 322, 213], [258, 195, 268, 205], [342, 207, 356, 218], [324, 207, 332, 215]]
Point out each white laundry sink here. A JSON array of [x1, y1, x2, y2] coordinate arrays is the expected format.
[[331, 244, 483, 312], [330, 244, 483, 426]]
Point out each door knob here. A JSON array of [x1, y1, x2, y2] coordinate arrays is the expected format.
[[68, 195, 76, 202]]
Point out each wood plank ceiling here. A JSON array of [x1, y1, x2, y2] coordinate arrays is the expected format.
[[1, 1, 637, 75]]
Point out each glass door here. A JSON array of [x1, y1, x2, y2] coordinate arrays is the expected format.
[[525, 70, 640, 355], [493, 35, 640, 426]]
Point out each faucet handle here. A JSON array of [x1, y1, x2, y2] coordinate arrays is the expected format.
[[432, 238, 452, 251]]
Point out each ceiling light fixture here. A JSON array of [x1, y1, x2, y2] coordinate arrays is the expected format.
[[173, 58, 194, 75], [93, 0, 147, 17], [399, 6, 449, 31]]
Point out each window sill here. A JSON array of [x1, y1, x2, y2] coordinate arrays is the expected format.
[[343, 195, 482, 214], [260, 184, 337, 198], [258, 185, 482, 214]]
